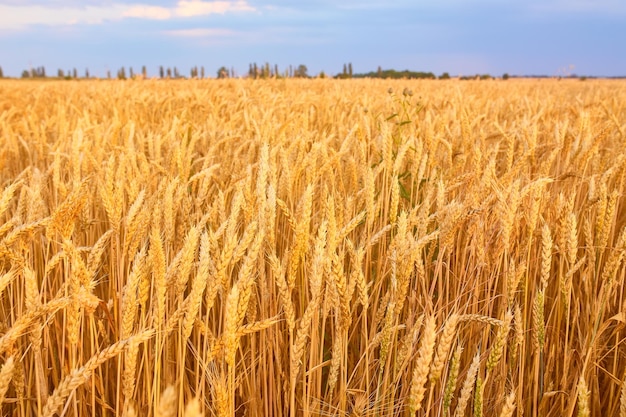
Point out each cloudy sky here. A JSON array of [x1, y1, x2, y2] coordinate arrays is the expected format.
[[0, 0, 624, 78]]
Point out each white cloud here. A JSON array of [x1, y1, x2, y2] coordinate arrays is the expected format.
[[123, 5, 172, 20], [175, 1, 255, 17], [0, 4, 128, 29], [0, 1, 256, 30]]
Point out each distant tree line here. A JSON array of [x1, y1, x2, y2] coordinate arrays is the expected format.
[[349, 67, 436, 80], [335, 63, 354, 79], [244, 63, 309, 79], [0, 63, 315, 80], [1, 63, 603, 81]]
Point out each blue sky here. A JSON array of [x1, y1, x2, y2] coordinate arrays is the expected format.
[[0, 0, 624, 78]]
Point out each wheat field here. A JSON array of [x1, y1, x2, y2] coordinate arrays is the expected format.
[[0, 78, 625, 416]]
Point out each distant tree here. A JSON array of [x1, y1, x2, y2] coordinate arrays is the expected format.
[[342, 64, 347, 77], [295, 64, 308, 78], [129, 67, 134, 78], [253, 63, 258, 79], [439, 72, 450, 79], [166, 68, 172, 78], [217, 66, 229, 79], [118, 67, 126, 80], [58, 69, 64, 78], [107, 70, 111, 79], [347, 68, 435, 80], [0, 66, 3, 78], [201, 66, 205, 79], [502, 73, 510, 80], [319, 70, 326, 79], [348, 62, 353, 78], [231, 67, 235, 78], [274, 64, 279, 78], [173, 67, 180, 78], [142, 65, 147, 78], [85, 68, 90, 78], [73, 68, 77, 79], [21, 70, 30, 78], [159, 66, 164, 78]]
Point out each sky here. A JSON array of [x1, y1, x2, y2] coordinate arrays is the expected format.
[[0, 0, 625, 78]]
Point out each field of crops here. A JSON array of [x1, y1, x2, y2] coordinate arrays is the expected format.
[[0, 78, 625, 416]]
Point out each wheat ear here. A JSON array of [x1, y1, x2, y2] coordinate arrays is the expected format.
[[43, 330, 154, 417], [182, 232, 211, 341], [430, 313, 460, 383], [498, 390, 516, 417], [156, 385, 177, 417], [0, 356, 15, 405], [577, 375, 590, 417], [408, 314, 437, 413], [454, 351, 480, 417]]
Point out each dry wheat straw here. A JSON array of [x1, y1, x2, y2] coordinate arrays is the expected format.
[[619, 378, 626, 417]]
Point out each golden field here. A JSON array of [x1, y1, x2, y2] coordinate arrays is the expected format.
[[0, 78, 625, 417]]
